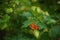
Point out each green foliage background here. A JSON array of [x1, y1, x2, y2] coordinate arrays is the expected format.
[[0, 0, 60, 40]]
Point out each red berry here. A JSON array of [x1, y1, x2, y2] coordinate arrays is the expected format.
[[29, 23, 39, 30]]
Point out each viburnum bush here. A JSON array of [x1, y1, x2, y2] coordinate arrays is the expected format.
[[0, 0, 60, 40]]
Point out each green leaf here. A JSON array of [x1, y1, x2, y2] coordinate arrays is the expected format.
[[47, 19, 56, 24], [22, 12, 33, 17], [22, 20, 32, 28], [31, 18, 47, 30], [37, 23, 47, 30]]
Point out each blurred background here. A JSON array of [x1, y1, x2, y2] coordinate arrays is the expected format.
[[0, 0, 60, 40]]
